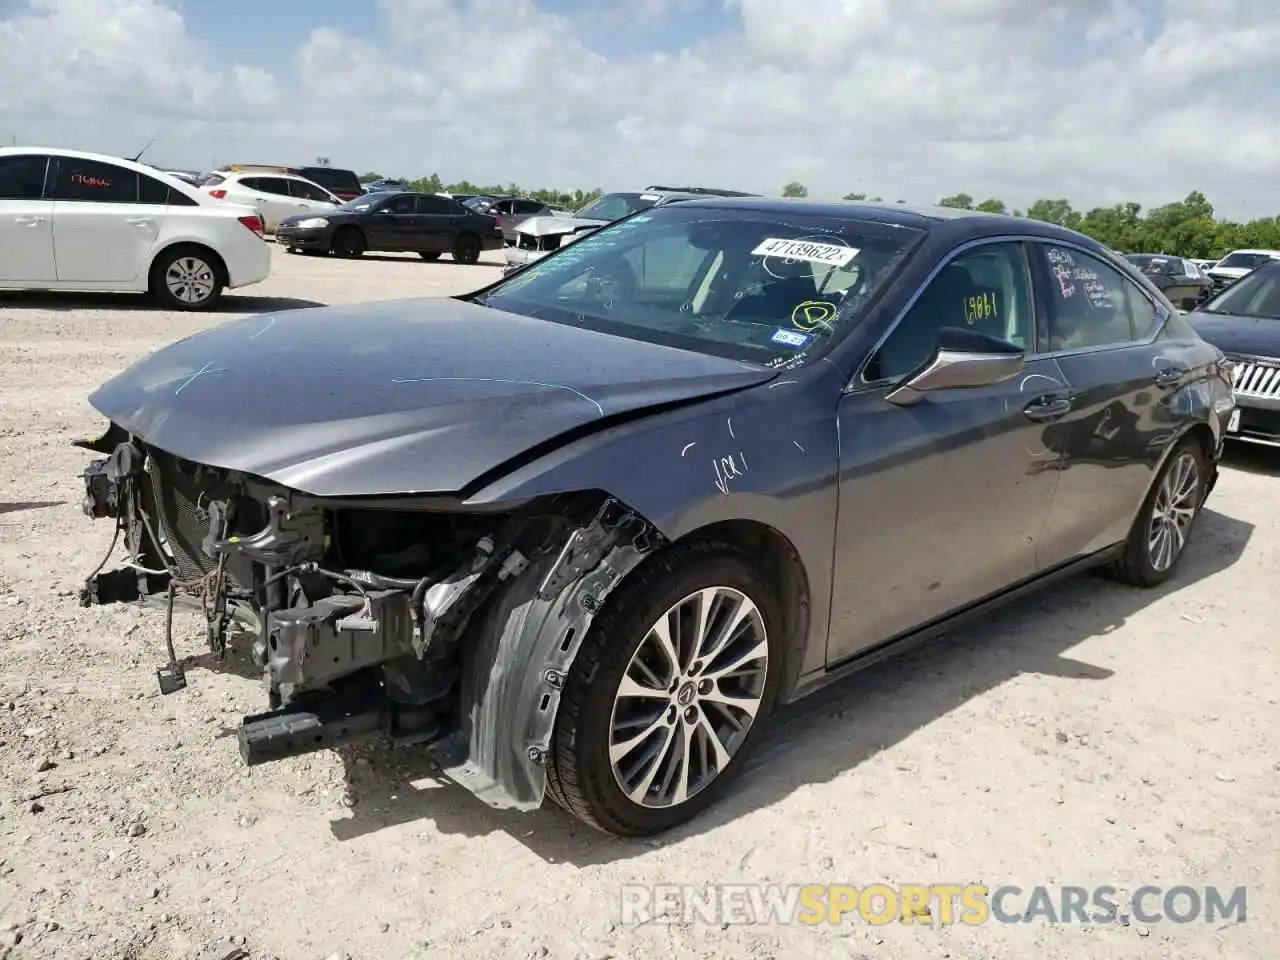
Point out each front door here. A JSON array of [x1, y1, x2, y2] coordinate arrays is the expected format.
[[367, 195, 421, 251], [0, 154, 55, 283], [48, 157, 161, 284], [828, 240, 1066, 665], [1029, 241, 1189, 567], [416, 195, 464, 252]]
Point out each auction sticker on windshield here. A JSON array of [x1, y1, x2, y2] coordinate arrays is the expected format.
[[752, 238, 859, 267]]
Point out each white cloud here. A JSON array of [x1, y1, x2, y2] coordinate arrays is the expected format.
[[0, 0, 1277, 216]]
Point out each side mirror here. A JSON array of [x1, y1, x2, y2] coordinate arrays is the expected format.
[[886, 327, 1025, 407]]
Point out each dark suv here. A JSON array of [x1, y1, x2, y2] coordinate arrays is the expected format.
[[293, 166, 363, 201]]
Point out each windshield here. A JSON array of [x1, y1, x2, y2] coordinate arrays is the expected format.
[[1200, 262, 1280, 318], [472, 205, 925, 364], [573, 193, 658, 222], [340, 196, 379, 212], [1217, 252, 1278, 270]]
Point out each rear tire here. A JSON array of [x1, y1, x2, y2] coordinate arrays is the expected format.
[[149, 245, 224, 311], [418, 251, 442, 262], [545, 540, 784, 837], [452, 233, 481, 265], [332, 227, 366, 258], [1107, 437, 1206, 587]]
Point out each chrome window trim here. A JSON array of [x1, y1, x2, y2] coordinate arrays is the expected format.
[[845, 234, 1172, 394]]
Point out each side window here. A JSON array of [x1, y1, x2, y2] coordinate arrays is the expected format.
[[239, 177, 263, 192], [866, 242, 1034, 382], [138, 173, 171, 205], [515, 199, 544, 215], [0, 155, 50, 199], [416, 195, 457, 214], [167, 188, 198, 207], [492, 199, 515, 215], [1042, 245, 1155, 351], [289, 179, 331, 202], [256, 177, 292, 196], [382, 196, 416, 215], [49, 158, 138, 203]]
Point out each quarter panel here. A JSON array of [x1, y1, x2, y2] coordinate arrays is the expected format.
[[465, 362, 848, 680]]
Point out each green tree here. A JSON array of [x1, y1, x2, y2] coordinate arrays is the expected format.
[[843, 192, 867, 201], [975, 198, 1008, 214], [938, 193, 974, 210], [782, 182, 809, 198], [358, 171, 384, 183]]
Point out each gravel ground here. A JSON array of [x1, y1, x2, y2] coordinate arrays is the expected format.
[[0, 246, 1276, 960]]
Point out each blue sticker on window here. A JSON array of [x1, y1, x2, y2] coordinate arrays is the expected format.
[[771, 328, 811, 349]]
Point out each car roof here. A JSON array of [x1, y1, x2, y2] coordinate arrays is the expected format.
[[0, 145, 205, 200], [1225, 248, 1280, 256], [667, 195, 1019, 227]]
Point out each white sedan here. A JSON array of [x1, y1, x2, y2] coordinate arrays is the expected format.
[[0, 146, 271, 310], [200, 171, 341, 232]]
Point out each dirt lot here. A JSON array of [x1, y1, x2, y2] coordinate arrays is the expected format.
[[0, 246, 1276, 960]]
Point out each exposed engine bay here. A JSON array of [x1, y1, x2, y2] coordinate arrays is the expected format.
[[74, 425, 659, 810]]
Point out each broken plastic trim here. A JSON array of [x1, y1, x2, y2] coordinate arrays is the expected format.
[[436, 500, 658, 810]]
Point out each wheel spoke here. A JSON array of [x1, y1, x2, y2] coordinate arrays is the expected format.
[[608, 583, 769, 811]]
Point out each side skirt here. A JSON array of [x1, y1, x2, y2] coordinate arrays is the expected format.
[[789, 545, 1123, 703]]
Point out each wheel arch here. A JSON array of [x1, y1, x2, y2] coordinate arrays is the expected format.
[[148, 241, 229, 290], [664, 518, 812, 703]]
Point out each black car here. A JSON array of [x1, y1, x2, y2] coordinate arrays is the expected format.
[[276, 191, 504, 263], [72, 199, 1229, 838], [1125, 254, 1213, 308], [1187, 257, 1280, 447]]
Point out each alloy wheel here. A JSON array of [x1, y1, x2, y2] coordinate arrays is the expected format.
[[164, 257, 215, 305], [608, 586, 769, 809], [1147, 452, 1200, 572]]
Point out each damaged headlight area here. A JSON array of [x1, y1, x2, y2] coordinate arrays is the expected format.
[[74, 426, 660, 810]]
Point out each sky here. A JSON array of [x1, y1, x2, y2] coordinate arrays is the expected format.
[[1, 0, 1278, 218]]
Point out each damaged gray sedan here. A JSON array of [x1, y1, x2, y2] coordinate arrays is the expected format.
[[73, 198, 1226, 836]]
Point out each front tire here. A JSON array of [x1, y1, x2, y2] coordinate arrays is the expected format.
[[332, 227, 366, 258], [1108, 437, 1206, 587], [546, 540, 783, 837], [149, 246, 224, 311]]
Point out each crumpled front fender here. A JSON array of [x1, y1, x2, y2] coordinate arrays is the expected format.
[[435, 501, 657, 810]]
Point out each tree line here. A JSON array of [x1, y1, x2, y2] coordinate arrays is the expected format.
[[360, 172, 1279, 259]]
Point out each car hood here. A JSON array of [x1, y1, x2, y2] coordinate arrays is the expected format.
[[87, 298, 776, 497], [1207, 267, 1253, 278], [1188, 310, 1280, 358], [515, 215, 609, 238]]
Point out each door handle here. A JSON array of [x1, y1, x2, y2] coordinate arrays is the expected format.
[[14, 215, 45, 226], [126, 217, 153, 226], [1023, 392, 1073, 423]]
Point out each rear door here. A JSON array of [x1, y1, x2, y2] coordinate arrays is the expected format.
[[0, 153, 56, 282], [48, 156, 163, 284], [1030, 240, 1193, 567], [415, 194, 465, 252]]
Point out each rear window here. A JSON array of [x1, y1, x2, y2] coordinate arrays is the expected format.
[[296, 167, 361, 194]]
